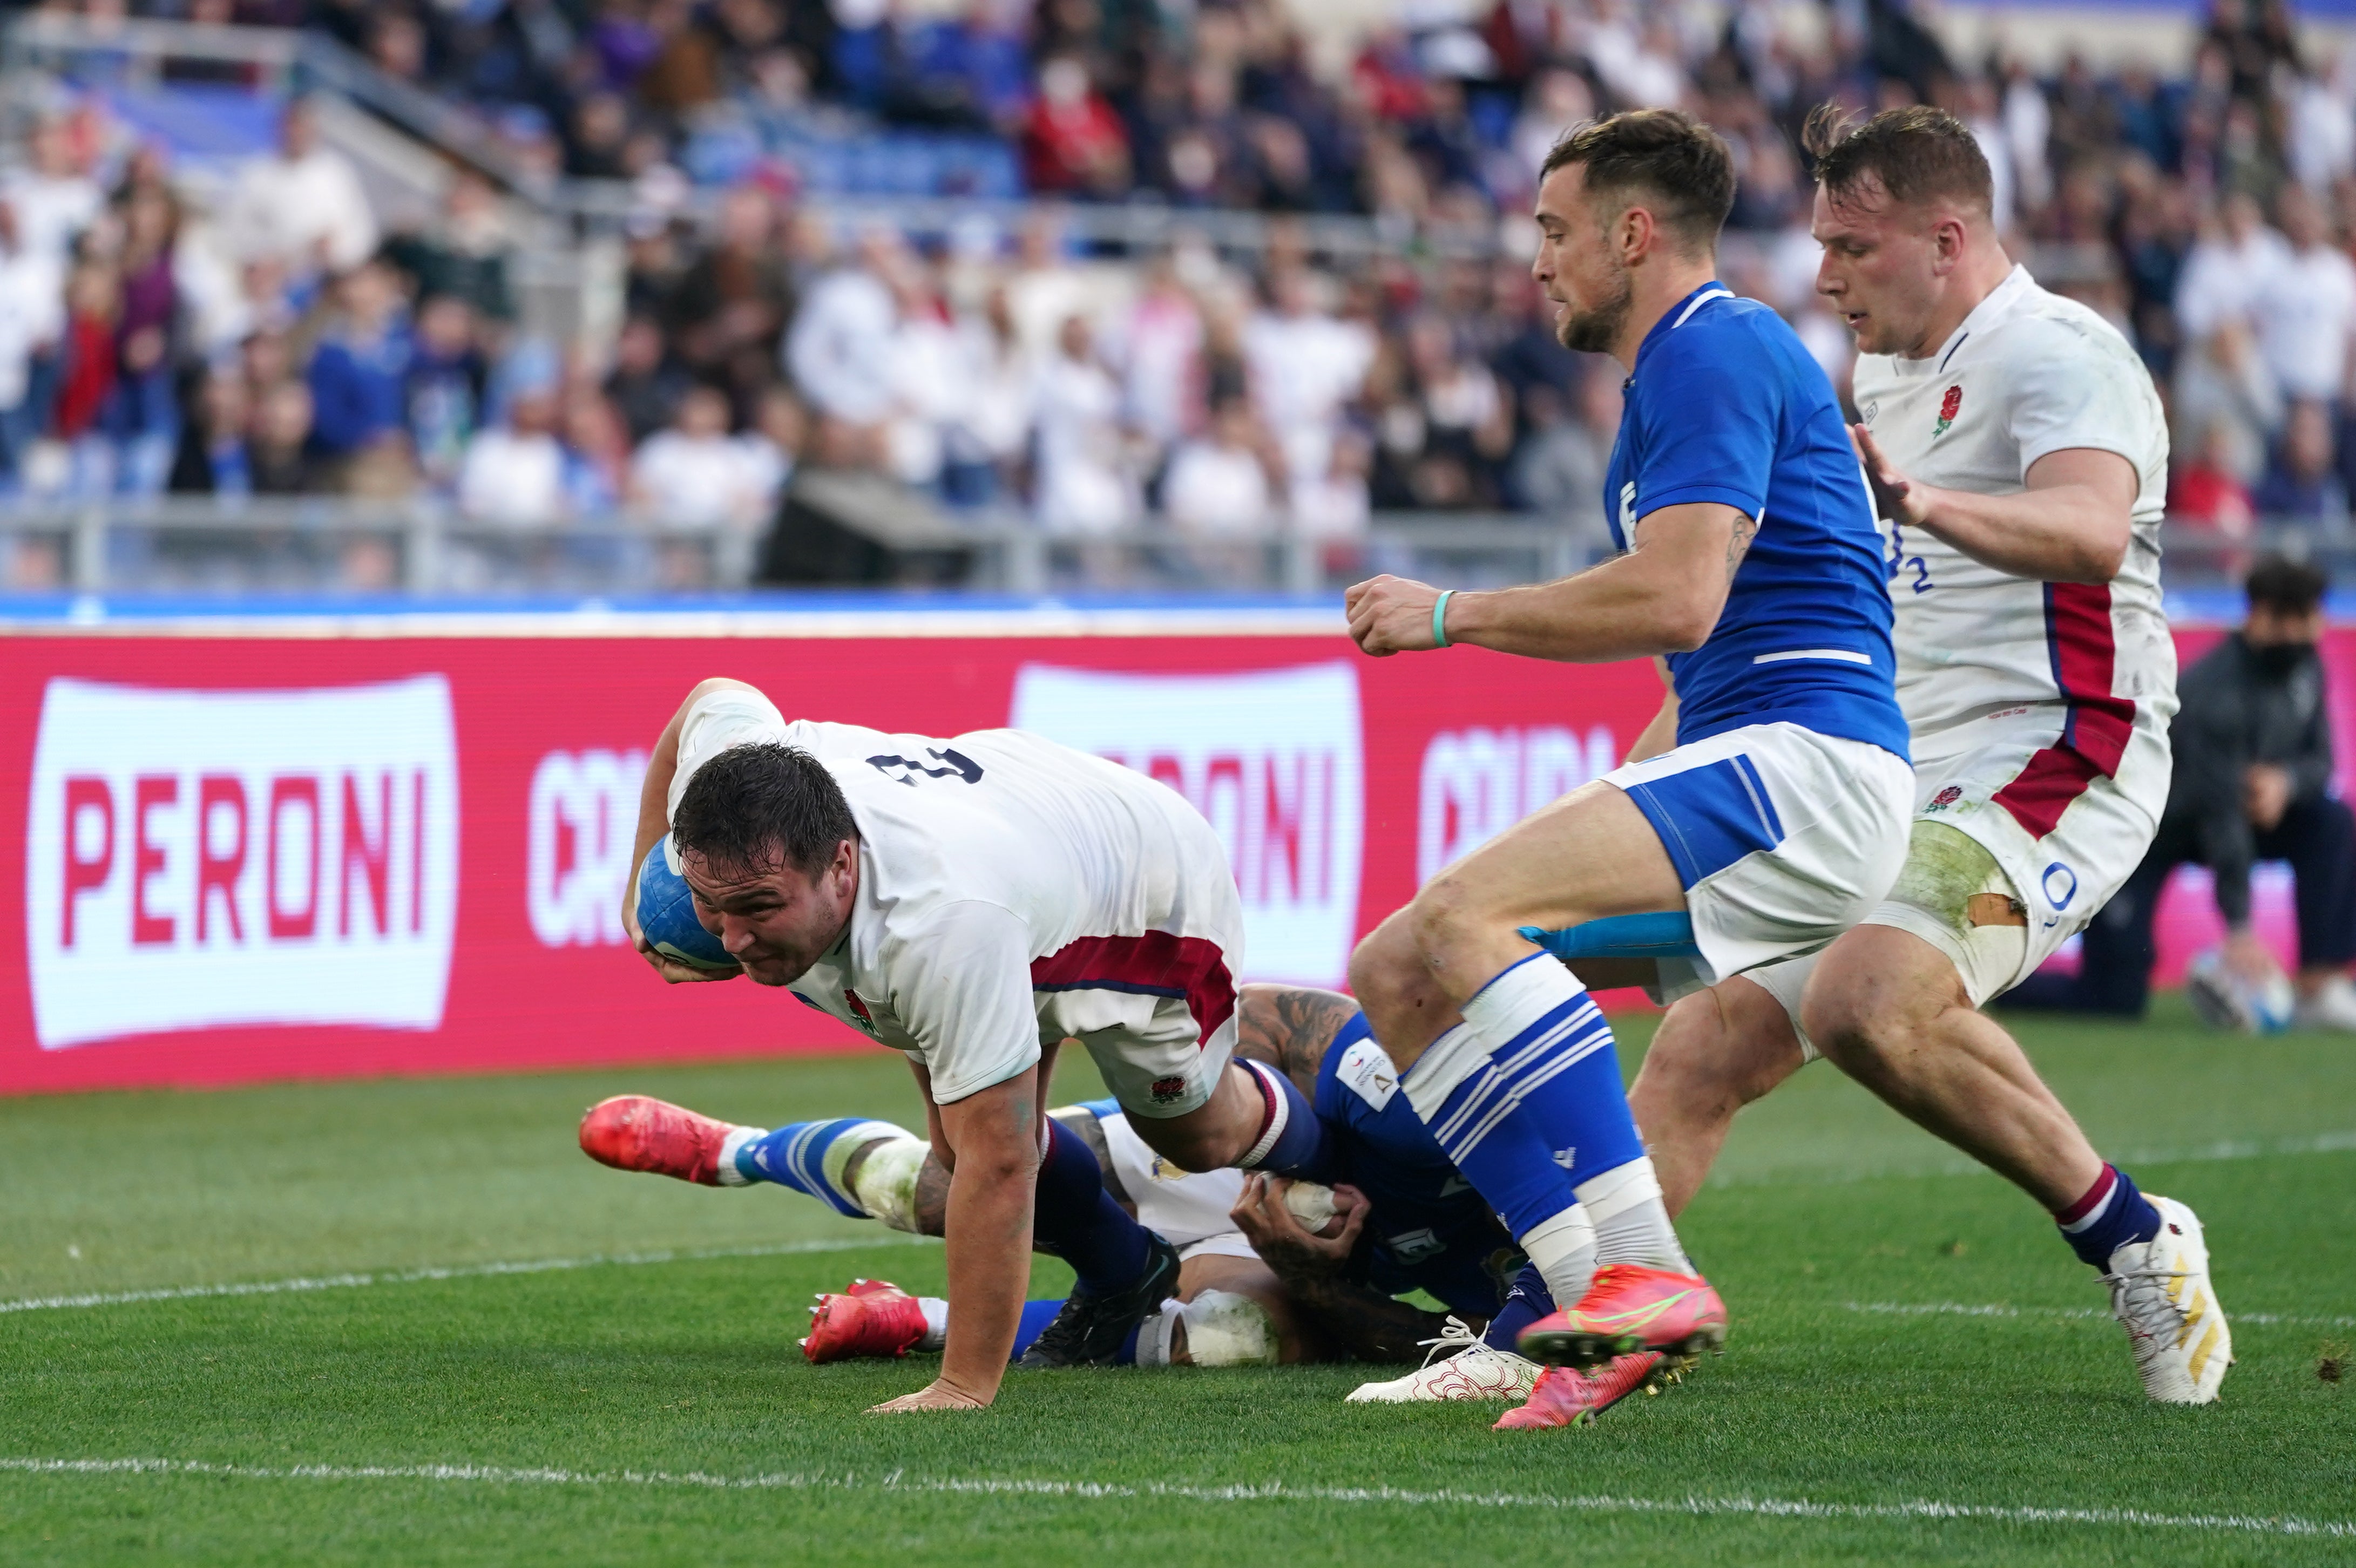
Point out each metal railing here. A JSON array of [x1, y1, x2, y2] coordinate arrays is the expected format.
[[0, 496, 1603, 598], [1, 495, 2338, 599]]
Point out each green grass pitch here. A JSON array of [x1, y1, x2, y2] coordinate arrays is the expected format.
[[2, 997, 2352, 1566]]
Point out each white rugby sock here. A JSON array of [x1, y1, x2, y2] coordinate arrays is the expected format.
[[1520, 1205, 1599, 1308], [916, 1296, 950, 1352], [1576, 1157, 1690, 1273], [714, 1126, 764, 1187], [844, 1134, 932, 1233]]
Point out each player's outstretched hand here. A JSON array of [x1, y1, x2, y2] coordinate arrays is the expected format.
[[1230, 1173, 1368, 1279], [1344, 574, 1445, 657], [867, 1379, 991, 1414], [1851, 423, 1931, 530], [630, 928, 740, 984]]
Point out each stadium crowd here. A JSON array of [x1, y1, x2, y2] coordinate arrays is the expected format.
[[3, 0, 2356, 572]]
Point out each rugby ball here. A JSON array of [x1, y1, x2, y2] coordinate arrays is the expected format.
[[1283, 1180, 1340, 1234], [2184, 946, 2293, 1035], [634, 835, 737, 970]]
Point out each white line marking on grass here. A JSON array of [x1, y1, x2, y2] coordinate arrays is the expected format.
[[0, 1236, 936, 1315], [1844, 1301, 2356, 1330], [1, 1456, 2348, 1539]]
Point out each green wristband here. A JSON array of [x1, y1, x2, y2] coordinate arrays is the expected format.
[[1432, 590, 1455, 649]]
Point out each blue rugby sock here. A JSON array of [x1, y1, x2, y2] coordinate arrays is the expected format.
[[2057, 1163, 2163, 1270], [1405, 954, 1678, 1299], [1234, 1058, 1337, 1181], [735, 1118, 903, 1216], [1033, 1118, 1153, 1296], [1483, 1264, 1558, 1352]]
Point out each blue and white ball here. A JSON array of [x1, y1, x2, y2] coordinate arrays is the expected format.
[[635, 834, 737, 970], [2184, 946, 2294, 1034]]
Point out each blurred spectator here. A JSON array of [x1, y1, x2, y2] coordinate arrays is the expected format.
[[2169, 419, 2259, 537], [630, 382, 771, 526], [167, 369, 254, 498], [2011, 556, 2356, 1030], [664, 185, 795, 402], [101, 182, 187, 496], [306, 261, 412, 472], [786, 228, 897, 460], [2, 117, 101, 270], [1243, 267, 1373, 506], [605, 314, 691, 444], [404, 295, 488, 490], [382, 172, 516, 327], [222, 97, 377, 279], [2253, 400, 2350, 528], [2254, 186, 2356, 407], [1032, 314, 1133, 534], [1023, 55, 1130, 197], [0, 199, 63, 487], [248, 379, 326, 495], [457, 383, 565, 525], [1163, 392, 1279, 536], [53, 260, 119, 497]]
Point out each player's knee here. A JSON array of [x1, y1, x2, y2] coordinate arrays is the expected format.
[[1800, 976, 1917, 1080]]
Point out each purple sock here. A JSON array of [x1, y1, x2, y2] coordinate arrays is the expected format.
[[1033, 1119, 1153, 1295], [2056, 1163, 2162, 1270], [1484, 1264, 1557, 1351]]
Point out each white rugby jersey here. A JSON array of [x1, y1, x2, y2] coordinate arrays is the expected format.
[[669, 685, 1238, 1102], [1851, 266, 2178, 830]]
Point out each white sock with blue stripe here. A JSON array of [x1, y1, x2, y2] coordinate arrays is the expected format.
[[732, 1118, 915, 1217]]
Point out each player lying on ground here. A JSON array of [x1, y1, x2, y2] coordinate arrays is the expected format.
[[625, 682, 1385, 1413], [582, 984, 1687, 1427], [582, 1089, 1322, 1368], [1624, 107, 2229, 1404], [1343, 108, 1915, 1427]]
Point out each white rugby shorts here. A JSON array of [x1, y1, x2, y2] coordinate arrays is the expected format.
[[1602, 721, 1913, 997], [1750, 720, 2164, 1054], [1095, 1108, 1256, 1260], [1035, 781, 1247, 1121]]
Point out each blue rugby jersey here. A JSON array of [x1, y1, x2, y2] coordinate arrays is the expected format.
[[1312, 1014, 1518, 1320], [1603, 282, 1909, 762]]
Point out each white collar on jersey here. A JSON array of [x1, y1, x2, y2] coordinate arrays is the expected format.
[[1670, 287, 1736, 329]]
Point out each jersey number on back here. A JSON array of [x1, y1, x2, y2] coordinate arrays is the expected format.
[[866, 748, 985, 787]]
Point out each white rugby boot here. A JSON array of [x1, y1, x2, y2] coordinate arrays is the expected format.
[[1345, 1317, 1542, 1403], [2103, 1194, 2232, 1404]]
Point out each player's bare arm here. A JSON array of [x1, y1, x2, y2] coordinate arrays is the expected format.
[[1233, 983, 1360, 1094], [870, 1064, 1040, 1413], [1345, 500, 1749, 661], [1857, 429, 2135, 584]]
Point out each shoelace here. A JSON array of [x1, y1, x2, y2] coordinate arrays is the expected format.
[[1413, 1315, 1492, 1369], [2103, 1263, 2192, 1343]]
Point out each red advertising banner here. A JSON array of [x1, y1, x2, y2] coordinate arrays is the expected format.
[[5, 620, 2351, 1095]]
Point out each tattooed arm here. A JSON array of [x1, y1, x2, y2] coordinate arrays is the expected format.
[[1233, 983, 1360, 1097]]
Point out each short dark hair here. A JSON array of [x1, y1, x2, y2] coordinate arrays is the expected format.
[[1540, 109, 1736, 254], [1803, 104, 1994, 216], [672, 742, 858, 878], [2244, 553, 2330, 615]]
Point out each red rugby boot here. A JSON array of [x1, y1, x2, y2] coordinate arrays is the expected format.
[[1492, 1351, 1673, 1430], [578, 1095, 740, 1186], [804, 1280, 929, 1364], [1516, 1264, 1728, 1368]]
